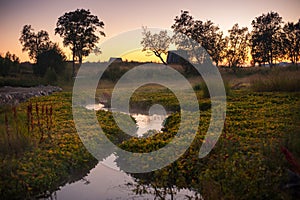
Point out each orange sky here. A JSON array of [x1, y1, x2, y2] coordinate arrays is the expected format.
[[0, 0, 299, 63]]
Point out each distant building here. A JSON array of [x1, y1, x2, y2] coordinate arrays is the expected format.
[[277, 62, 289, 67], [166, 50, 189, 65], [108, 57, 122, 63]]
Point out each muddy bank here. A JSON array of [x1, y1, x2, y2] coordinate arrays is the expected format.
[[0, 85, 62, 105]]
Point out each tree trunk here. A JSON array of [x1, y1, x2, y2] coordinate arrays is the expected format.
[[72, 49, 75, 78], [159, 55, 167, 65], [154, 51, 167, 65], [79, 55, 83, 67]]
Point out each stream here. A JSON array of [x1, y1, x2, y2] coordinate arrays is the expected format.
[[47, 104, 198, 200]]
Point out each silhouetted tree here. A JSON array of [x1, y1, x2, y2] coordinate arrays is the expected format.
[[282, 19, 300, 64], [34, 44, 66, 77], [0, 52, 20, 76], [0, 55, 8, 76], [224, 24, 250, 70], [171, 10, 226, 66], [141, 27, 172, 65], [251, 12, 283, 67], [55, 8, 105, 77], [211, 31, 227, 67], [19, 25, 52, 61]]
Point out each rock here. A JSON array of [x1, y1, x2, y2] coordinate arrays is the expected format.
[[0, 85, 63, 105]]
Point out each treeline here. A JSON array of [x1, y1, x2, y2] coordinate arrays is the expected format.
[[19, 25, 67, 78], [172, 11, 300, 68], [0, 52, 20, 76], [0, 25, 67, 80], [1, 9, 299, 80], [0, 8, 105, 80]]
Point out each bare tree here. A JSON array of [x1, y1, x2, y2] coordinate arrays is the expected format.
[[141, 27, 172, 65]]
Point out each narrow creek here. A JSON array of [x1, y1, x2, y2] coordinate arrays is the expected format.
[[48, 103, 198, 200]]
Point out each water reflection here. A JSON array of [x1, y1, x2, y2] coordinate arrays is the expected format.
[[54, 161, 135, 200], [85, 103, 167, 137], [132, 113, 166, 137], [47, 104, 200, 199], [52, 154, 201, 199]]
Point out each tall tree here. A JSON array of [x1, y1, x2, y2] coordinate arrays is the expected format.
[[251, 11, 283, 67], [55, 9, 105, 77], [210, 31, 227, 67], [19, 25, 52, 61], [282, 19, 300, 64], [171, 10, 226, 66], [141, 27, 172, 65], [224, 24, 250, 70]]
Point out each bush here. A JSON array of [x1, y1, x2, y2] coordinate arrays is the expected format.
[[193, 83, 201, 91], [198, 81, 231, 98], [44, 69, 57, 84], [35, 44, 66, 77], [0, 77, 45, 87]]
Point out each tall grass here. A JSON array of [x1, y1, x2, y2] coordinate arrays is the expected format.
[[0, 103, 54, 157], [193, 81, 231, 98], [0, 106, 33, 156], [251, 67, 300, 92]]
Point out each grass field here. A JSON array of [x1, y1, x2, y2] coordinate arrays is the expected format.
[[0, 64, 299, 199]]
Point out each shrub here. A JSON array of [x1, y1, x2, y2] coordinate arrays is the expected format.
[[193, 83, 201, 91], [44, 69, 57, 84], [199, 81, 231, 98]]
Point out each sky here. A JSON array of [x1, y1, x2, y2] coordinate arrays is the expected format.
[[0, 0, 299, 62]]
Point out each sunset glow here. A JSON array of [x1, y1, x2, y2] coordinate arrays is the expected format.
[[0, 0, 299, 63], [121, 49, 167, 63]]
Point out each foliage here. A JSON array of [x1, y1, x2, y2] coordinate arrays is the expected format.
[[171, 10, 226, 67], [118, 91, 299, 199], [34, 44, 66, 77], [0, 85, 299, 199], [282, 19, 300, 64], [0, 76, 45, 87], [224, 24, 250, 70], [193, 81, 231, 98], [101, 62, 131, 82], [0, 93, 97, 198], [44, 68, 58, 83], [0, 52, 20, 76], [171, 10, 299, 67], [251, 11, 283, 66], [55, 8, 105, 76], [19, 25, 52, 61]]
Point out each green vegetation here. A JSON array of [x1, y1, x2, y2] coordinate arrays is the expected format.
[[0, 92, 139, 199], [171, 11, 300, 68], [0, 72, 299, 199], [0, 93, 97, 198], [55, 8, 105, 77], [0, 7, 299, 199], [0, 52, 20, 77], [118, 91, 300, 199], [0, 61, 75, 89]]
